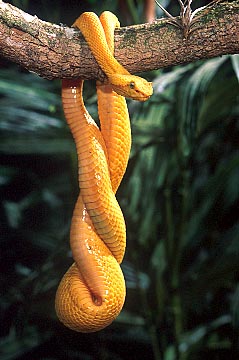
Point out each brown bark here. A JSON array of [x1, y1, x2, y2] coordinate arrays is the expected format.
[[0, 1, 238, 80]]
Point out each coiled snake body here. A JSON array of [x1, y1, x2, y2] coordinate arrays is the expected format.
[[55, 11, 152, 332]]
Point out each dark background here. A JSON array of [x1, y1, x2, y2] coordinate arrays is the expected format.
[[0, 1, 239, 359]]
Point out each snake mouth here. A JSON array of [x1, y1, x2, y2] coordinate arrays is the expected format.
[[134, 94, 151, 102], [130, 92, 152, 102]]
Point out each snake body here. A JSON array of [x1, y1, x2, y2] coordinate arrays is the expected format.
[[55, 11, 152, 332]]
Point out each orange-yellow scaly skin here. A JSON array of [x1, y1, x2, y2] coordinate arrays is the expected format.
[[73, 12, 153, 101], [55, 11, 152, 333]]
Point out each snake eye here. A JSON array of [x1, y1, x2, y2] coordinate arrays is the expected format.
[[129, 81, 135, 89]]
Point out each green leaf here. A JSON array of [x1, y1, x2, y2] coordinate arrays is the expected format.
[[231, 54, 239, 82]]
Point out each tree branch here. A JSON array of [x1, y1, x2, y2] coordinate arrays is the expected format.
[[0, 1, 238, 80]]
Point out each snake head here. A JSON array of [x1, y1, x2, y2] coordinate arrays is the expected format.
[[111, 74, 153, 102]]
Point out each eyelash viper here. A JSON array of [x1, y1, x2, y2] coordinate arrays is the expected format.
[[55, 11, 153, 332]]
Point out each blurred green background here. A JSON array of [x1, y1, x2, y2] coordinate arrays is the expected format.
[[1, 1, 239, 359]]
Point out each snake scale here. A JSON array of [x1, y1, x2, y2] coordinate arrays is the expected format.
[[55, 11, 153, 332]]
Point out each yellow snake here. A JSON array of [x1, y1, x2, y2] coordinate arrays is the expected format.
[[55, 11, 152, 332]]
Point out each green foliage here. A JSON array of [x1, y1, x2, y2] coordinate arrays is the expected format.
[[121, 55, 239, 359], [1, 1, 239, 360]]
